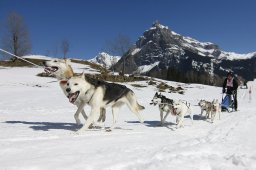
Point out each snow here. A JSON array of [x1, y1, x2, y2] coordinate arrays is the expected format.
[[135, 62, 159, 74], [0, 65, 256, 170], [182, 36, 256, 60], [219, 51, 256, 60], [89, 52, 120, 68], [131, 48, 141, 55]]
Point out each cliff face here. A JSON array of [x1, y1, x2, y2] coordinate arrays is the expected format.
[[113, 22, 256, 85]]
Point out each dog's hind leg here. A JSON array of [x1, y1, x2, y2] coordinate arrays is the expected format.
[[125, 95, 144, 123], [109, 105, 121, 131]]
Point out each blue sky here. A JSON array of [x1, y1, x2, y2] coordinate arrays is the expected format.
[[0, 0, 255, 59]]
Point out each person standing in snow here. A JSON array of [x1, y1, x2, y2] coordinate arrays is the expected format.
[[222, 72, 238, 111]]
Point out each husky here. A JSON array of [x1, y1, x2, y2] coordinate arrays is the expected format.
[[210, 99, 221, 123], [42, 59, 106, 126], [172, 100, 193, 128], [198, 99, 212, 118], [65, 73, 145, 132], [150, 92, 175, 125]]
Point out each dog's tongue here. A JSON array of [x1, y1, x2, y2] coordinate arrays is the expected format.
[[69, 93, 77, 104]]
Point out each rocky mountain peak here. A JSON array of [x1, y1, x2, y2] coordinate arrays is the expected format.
[[113, 22, 256, 84]]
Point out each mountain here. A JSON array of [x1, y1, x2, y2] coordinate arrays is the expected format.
[[113, 21, 256, 85], [89, 52, 120, 69]]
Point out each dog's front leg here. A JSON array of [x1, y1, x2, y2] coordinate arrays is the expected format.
[[176, 115, 184, 128], [96, 108, 106, 129], [74, 103, 86, 125], [81, 109, 88, 121], [160, 110, 164, 125], [162, 111, 170, 125], [78, 107, 100, 133], [211, 112, 215, 123]]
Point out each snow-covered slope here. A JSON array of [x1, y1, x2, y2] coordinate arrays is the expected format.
[[89, 52, 120, 68], [0, 65, 256, 170]]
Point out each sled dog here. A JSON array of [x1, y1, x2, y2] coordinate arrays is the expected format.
[[43, 59, 106, 125], [210, 99, 221, 123], [172, 100, 193, 128], [65, 72, 145, 132], [198, 99, 212, 118], [150, 92, 175, 125]]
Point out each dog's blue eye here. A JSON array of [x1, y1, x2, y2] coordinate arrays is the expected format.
[[74, 83, 78, 86]]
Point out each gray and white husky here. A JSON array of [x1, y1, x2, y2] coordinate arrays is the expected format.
[[150, 92, 175, 125], [42, 59, 106, 126], [65, 73, 145, 132], [198, 99, 212, 118]]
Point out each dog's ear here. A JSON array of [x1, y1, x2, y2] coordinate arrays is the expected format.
[[60, 80, 68, 85], [79, 71, 85, 78], [64, 59, 71, 65]]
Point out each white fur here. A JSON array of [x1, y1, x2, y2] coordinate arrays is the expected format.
[[43, 59, 106, 126], [172, 100, 193, 128], [66, 73, 144, 132], [210, 99, 221, 123]]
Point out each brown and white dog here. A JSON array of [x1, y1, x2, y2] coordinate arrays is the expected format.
[[42, 59, 106, 126]]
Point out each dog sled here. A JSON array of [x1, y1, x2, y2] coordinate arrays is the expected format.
[[221, 93, 235, 112]]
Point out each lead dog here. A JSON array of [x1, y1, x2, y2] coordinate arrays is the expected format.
[[42, 59, 106, 126], [65, 73, 145, 132], [150, 92, 175, 125], [172, 100, 193, 128]]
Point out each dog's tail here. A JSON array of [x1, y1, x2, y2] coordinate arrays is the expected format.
[[137, 102, 145, 111], [126, 90, 144, 123]]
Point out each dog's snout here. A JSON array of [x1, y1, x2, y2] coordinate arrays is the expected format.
[[66, 88, 71, 93]]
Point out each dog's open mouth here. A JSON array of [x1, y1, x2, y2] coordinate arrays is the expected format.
[[68, 91, 80, 104], [44, 66, 59, 74]]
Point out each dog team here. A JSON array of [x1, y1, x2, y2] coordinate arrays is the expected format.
[[43, 59, 221, 132]]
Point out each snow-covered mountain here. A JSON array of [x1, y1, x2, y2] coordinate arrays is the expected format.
[[89, 52, 120, 69], [113, 21, 256, 84]]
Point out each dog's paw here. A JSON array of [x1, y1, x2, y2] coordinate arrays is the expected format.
[[105, 128, 112, 132]]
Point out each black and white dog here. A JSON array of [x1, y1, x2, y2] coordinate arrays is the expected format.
[[65, 73, 145, 132], [151, 92, 175, 126]]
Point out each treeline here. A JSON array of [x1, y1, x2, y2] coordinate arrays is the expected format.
[[148, 67, 225, 87]]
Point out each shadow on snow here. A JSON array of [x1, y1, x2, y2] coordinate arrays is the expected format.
[[5, 121, 81, 131]]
